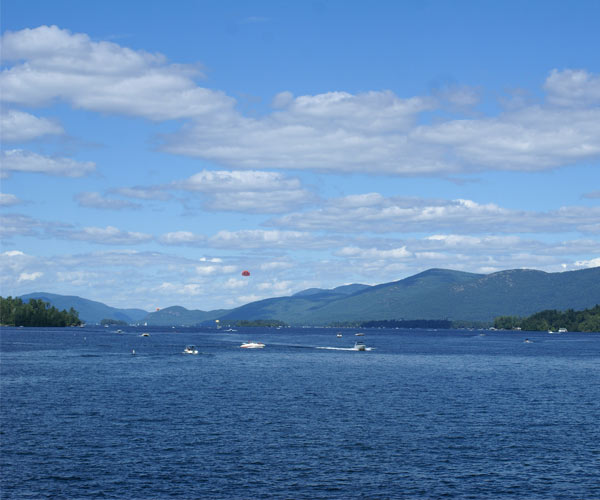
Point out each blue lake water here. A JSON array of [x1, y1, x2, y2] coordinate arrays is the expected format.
[[1, 326, 599, 499]]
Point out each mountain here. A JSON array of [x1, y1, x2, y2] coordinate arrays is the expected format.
[[18, 267, 600, 326], [143, 306, 227, 326], [220, 267, 600, 324], [19, 292, 148, 324]]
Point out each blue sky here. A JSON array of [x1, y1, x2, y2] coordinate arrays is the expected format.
[[1, 0, 599, 311]]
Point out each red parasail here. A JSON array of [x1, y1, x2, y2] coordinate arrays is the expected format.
[[241, 270, 250, 277]]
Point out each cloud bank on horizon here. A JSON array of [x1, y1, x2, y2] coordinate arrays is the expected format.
[[1, 6, 599, 311]]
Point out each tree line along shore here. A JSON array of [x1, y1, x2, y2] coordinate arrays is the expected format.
[[1, 296, 599, 332]]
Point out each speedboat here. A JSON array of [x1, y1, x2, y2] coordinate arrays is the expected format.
[[336, 333, 343, 338], [140, 332, 150, 337], [183, 345, 199, 355], [240, 342, 265, 349], [353, 341, 366, 351], [355, 332, 364, 336]]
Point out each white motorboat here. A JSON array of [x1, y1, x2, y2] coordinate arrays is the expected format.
[[336, 333, 343, 338], [354, 341, 366, 351], [355, 332, 364, 336], [183, 345, 199, 355], [240, 342, 265, 349]]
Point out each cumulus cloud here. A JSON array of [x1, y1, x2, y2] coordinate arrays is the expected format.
[[2, 149, 95, 177], [159, 231, 206, 246], [3, 27, 599, 176], [269, 195, 600, 234], [173, 169, 316, 213], [336, 246, 412, 259], [0, 213, 45, 239], [574, 257, 600, 268], [1, 109, 64, 142], [18, 271, 43, 282], [1, 25, 234, 121], [208, 229, 324, 249], [75, 192, 141, 210], [544, 69, 600, 107], [0, 193, 22, 207], [0, 26, 234, 120], [51, 225, 153, 245], [164, 70, 600, 175]]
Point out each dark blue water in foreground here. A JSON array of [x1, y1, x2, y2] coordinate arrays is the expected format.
[[2, 326, 599, 499]]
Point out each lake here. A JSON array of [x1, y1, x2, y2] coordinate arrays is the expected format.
[[1, 326, 599, 499]]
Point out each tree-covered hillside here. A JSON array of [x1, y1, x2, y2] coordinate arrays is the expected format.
[[1, 296, 81, 327], [494, 305, 600, 332]]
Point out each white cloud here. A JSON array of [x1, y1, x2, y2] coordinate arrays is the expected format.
[[0, 193, 22, 207], [2, 149, 95, 177], [336, 246, 412, 259], [154, 282, 205, 296], [208, 229, 320, 249], [56, 270, 101, 286], [176, 169, 301, 192], [1, 25, 234, 121], [0, 214, 45, 238], [18, 271, 43, 282], [270, 195, 600, 234], [159, 231, 206, 246], [544, 69, 600, 107], [1, 109, 64, 142], [52, 225, 153, 245], [75, 192, 140, 210], [574, 257, 600, 268], [3, 27, 598, 176], [164, 70, 600, 175], [173, 169, 316, 213]]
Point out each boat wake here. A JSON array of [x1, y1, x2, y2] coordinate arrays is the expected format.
[[316, 346, 374, 351]]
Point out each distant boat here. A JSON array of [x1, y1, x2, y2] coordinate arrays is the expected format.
[[558, 328, 568, 333], [355, 332, 364, 336], [337, 333, 343, 338], [140, 333, 150, 337], [224, 328, 237, 332], [524, 339, 533, 343], [240, 342, 265, 349], [183, 345, 198, 355], [116, 329, 123, 334]]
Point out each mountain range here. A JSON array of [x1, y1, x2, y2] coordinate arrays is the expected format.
[[20, 267, 600, 326]]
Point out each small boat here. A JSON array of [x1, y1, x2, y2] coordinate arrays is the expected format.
[[116, 329, 123, 334], [355, 332, 364, 336], [336, 333, 343, 338], [558, 328, 568, 333], [524, 339, 533, 344], [183, 345, 199, 355], [353, 341, 366, 351], [140, 332, 150, 337], [240, 342, 265, 349]]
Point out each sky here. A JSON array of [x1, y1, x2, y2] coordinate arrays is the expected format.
[[1, 0, 599, 312]]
